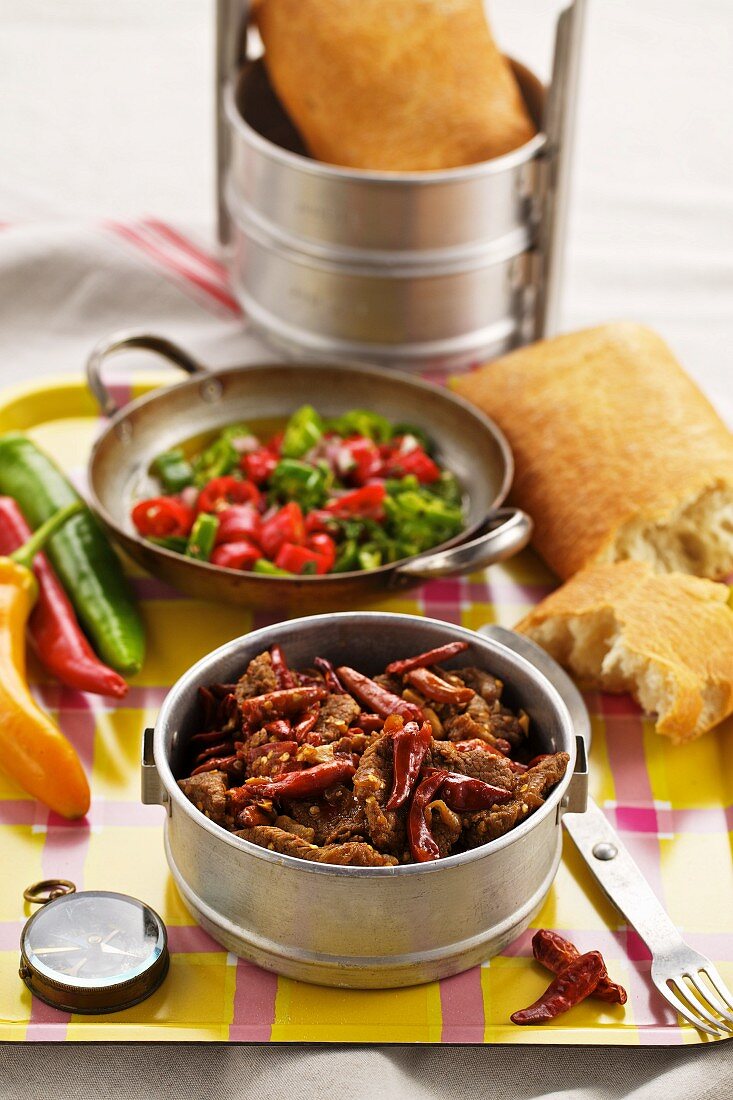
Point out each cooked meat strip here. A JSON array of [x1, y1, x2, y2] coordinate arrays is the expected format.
[[332, 730, 371, 756], [234, 651, 278, 704], [352, 732, 407, 857], [282, 784, 368, 846], [491, 707, 530, 747], [452, 666, 503, 706], [178, 770, 229, 826], [236, 825, 398, 866], [312, 693, 362, 742], [429, 740, 515, 790], [274, 815, 316, 842], [462, 752, 569, 846], [427, 800, 463, 858]]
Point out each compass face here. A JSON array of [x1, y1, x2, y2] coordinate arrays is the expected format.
[[22, 892, 166, 989]]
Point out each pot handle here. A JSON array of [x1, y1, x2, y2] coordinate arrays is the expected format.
[[392, 508, 533, 582], [87, 330, 209, 418], [141, 727, 169, 811]]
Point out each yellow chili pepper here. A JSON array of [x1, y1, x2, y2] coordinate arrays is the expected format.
[[0, 501, 90, 818]]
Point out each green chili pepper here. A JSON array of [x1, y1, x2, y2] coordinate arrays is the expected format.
[[358, 545, 383, 570], [327, 409, 393, 443], [192, 438, 238, 487], [185, 513, 219, 561], [332, 538, 360, 573], [281, 406, 324, 458], [152, 448, 194, 493], [428, 471, 463, 507], [149, 535, 190, 554], [253, 559, 293, 576], [269, 458, 331, 511], [0, 433, 145, 675]]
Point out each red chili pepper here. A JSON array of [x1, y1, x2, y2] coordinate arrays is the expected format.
[[335, 666, 424, 722], [386, 719, 433, 810], [306, 532, 337, 571], [386, 448, 441, 484], [405, 667, 475, 706], [341, 437, 382, 484], [260, 502, 306, 558], [211, 540, 262, 570], [263, 718, 292, 740], [531, 930, 627, 1005], [510, 951, 605, 1025], [214, 505, 262, 546], [240, 448, 278, 485], [245, 740, 301, 777], [239, 685, 327, 726], [357, 713, 384, 732], [266, 431, 284, 455], [241, 756, 357, 801], [426, 769, 513, 811], [292, 707, 321, 743], [0, 497, 128, 698], [454, 738, 516, 762], [304, 509, 335, 535], [325, 484, 386, 520], [314, 656, 345, 694], [407, 770, 449, 863], [192, 739, 232, 766], [385, 642, 469, 676], [275, 542, 331, 575], [269, 644, 295, 688], [197, 476, 261, 514], [191, 753, 240, 776], [131, 496, 195, 538]]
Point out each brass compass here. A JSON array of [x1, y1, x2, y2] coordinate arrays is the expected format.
[[19, 880, 169, 1014]]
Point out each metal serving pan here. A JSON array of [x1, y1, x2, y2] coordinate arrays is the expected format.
[[141, 612, 588, 988], [85, 332, 532, 610]]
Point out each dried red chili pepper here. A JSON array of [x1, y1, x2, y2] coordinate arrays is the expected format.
[[404, 667, 475, 706], [510, 951, 605, 1025], [191, 753, 241, 777], [429, 770, 513, 812], [192, 740, 233, 767], [385, 641, 469, 677], [314, 656, 345, 694], [335, 666, 423, 722], [407, 769, 449, 863], [357, 713, 383, 733], [236, 803, 274, 828], [269, 644, 296, 689], [263, 718, 292, 740], [239, 685, 327, 726], [532, 930, 627, 1005], [386, 719, 433, 811], [292, 707, 321, 743], [239, 756, 358, 802], [245, 740, 301, 778]]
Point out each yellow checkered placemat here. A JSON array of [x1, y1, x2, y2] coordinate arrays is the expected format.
[[1, 375, 731, 1044]]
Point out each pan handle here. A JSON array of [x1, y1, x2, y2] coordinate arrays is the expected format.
[[87, 330, 209, 418], [392, 508, 533, 582]]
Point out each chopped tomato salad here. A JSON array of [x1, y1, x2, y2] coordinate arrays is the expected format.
[[132, 406, 464, 575]]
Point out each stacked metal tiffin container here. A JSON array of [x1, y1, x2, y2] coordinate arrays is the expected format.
[[216, 1, 585, 370]]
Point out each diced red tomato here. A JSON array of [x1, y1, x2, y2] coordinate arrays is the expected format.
[[306, 532, 337, 571], [197, 476, 261, 513], [304, 509, 334, 535], [274, 542, 331, 575], [215, 505, 262, 546], [240, 448, 278, 485], [340, 436, 382, 485], [266, 431, 284, 455], [211, 540, 262, 570], [386, 449, 441, 484], [324, 484, 386, 520], [260, 502, 306, 558], [131, 497, 195, 538]]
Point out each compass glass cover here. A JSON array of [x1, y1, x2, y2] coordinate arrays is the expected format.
[[23, 892, 165, 988]]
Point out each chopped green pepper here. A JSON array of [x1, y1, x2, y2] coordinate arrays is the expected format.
[[150, 535, 190, 554], [152, 448, 194, 493], [332, 538, 360, 573], [281, 406, 324, 458], [358, 545, 383, 570], [269, 458, 331, 511], [326, 409, 393, 443], [253, 558, 294, 576], [191, 437, 239, 487], [391, 422, 433, 452], [186, 513, 219, 561]]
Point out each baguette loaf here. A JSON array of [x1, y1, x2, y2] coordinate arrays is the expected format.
[[516, 561, 733, 743], [256, 0, 537, 171], [452, 323, 733, 580]]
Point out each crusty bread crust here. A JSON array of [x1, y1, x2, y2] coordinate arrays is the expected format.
[[452, 323, 733, 579], [256, 0, 537, 171], [516, 561, 733, 743]]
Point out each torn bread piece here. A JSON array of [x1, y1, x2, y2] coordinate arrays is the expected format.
[[452, 323, 733, 580], [516, 561, 733, 743]]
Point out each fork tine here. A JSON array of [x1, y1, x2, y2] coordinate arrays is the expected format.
[[687, 973, 733, 1030], [668, 979, 729, 1037], [700, 967, 733, 1022], [659, 981, 724, 1037]]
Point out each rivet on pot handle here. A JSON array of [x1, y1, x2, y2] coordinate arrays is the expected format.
[[141, 727, 169, 813], [86, 331, 209, 418], [393, 508, 533, 581]]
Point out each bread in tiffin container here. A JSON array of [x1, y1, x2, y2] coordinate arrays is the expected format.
[[255, 0, 537, 171]]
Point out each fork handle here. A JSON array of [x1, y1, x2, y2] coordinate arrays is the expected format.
[[562, 797, 684, 954]]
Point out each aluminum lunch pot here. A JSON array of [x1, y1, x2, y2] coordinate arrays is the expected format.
[[141, 612, 588, 988], [86, 332, 532, 610]]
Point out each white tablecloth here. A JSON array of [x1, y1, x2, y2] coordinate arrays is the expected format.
[[0, 1, 732, 1097]]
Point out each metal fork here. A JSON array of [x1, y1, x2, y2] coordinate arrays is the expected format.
[[480, 625, 733, 1039]]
